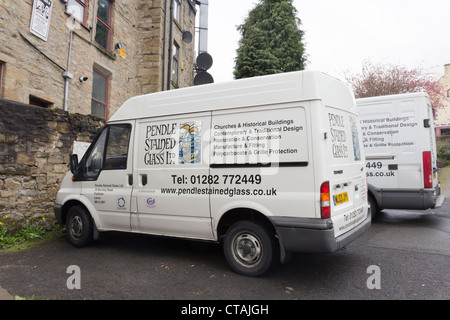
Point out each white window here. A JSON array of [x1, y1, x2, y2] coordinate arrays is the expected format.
[[172, 42, 180, 86], [67, 0, 87, 24], [174, 0, 181, 21]]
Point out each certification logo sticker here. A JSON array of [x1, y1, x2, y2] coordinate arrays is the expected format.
[[146, 197, 156, 208], [117, 196, 126, 210]]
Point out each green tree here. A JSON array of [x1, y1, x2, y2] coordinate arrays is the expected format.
[[234, 0, 307, 79]]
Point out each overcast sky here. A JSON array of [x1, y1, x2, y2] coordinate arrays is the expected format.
[[204, 0, 450, 84]]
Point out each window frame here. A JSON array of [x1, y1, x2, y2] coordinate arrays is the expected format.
[[172, 42, 180, 86], [91, 68, 109, 119], [95, 0, 113, 50], [66, 0, 88, 25], [174, 0, 181, 22]]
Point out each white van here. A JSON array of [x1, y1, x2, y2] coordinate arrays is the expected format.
[[54, 71, 370, 276], [356, 93, 442, 216]]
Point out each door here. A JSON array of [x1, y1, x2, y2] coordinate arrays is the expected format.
[[132, 113, 214, 240], [326, 108, 368, 237], [80, 123, 134, 231], [425, 99, 439, 189]]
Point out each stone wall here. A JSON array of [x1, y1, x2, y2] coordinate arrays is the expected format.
[[0, 99, 105, 222]]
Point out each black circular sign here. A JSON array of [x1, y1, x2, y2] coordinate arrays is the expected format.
[[196, 52, 213, 71], [194, 71, 214, 86]]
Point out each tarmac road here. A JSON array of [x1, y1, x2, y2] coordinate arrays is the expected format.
[[0, 198, 449, 302]]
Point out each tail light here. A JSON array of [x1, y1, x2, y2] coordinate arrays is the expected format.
[[423, 151, 432, 188], [320, 181, 331, 219]]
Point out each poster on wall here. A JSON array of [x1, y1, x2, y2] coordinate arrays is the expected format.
[[30, 0, 53, 41]]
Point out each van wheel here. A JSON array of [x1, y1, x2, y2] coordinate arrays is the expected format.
[[369, 195, 378, 220], [223, 221, 277, 277], [66, 206, 93, 248]]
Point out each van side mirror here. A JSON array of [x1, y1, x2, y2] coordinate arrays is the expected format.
[[70, 154, 79, 174]]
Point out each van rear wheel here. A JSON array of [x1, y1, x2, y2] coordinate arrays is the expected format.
[[223, 221, 277, 277], [66, 206, 93, 248]]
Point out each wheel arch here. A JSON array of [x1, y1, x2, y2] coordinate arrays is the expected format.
[[59, 197, 101, 229], [216, 208, 277, 242]]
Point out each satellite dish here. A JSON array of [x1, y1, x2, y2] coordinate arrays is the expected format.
[[196, 52, 213, 71], [182, 31, 192, 44], [194, 71, 214, 86]]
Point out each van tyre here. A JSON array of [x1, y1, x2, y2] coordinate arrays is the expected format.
[[368, 195, 378, 220], [223, 221, 277, 277], [66, 206, 94, 248]]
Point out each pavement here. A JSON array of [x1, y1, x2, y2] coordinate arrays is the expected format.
[[0, 166, 448, 300], [0, 284, 12, 300]]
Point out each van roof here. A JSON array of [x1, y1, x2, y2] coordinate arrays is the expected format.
[[109, 70, 356, 122], [356, 92, 430, 104]]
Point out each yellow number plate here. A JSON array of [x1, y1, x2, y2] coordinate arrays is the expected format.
[[333, 192, 349, 206]]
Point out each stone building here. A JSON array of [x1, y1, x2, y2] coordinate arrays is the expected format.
[[436, 63, 450, 136], [0, 0, 198, 120]]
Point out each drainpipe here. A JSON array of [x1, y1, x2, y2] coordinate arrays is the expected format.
[[161, 0, 168, 92], [167, 0, 174, 91], [196, 0, 209, 54], [63, 31, 74, 112]]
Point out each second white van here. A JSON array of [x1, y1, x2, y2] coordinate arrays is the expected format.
[[357, 93, 442, 215], [54, 71, 371, 276]]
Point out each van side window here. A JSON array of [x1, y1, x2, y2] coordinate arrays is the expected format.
[[84, 124, 131, 179], [104, 125, 131, 170], [85, 128, 108, 179]]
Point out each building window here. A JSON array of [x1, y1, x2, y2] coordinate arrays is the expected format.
[[172, 42, 180, 86], [95, 0, 112, 50], [174, 0, 181, 21], [66, 0, 87, 24], [29, 96, 53, 108], [91, 69, 109, 118]]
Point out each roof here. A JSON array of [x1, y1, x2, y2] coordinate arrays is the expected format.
[[356, 92, 430, 104], [109, 70, 355, 123]]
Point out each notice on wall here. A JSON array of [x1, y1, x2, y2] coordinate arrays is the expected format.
[[72, 141, 90, 160], [30, 0, 53, 41]]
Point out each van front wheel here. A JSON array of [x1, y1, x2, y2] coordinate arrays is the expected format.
[[66, 206, 93, 248], [223, 221, 276, 277]]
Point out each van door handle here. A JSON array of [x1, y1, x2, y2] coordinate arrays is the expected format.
[[128, 174, 133, 186], [141, 174, 148, 186]]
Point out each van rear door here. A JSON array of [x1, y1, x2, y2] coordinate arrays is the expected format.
[[326, 108, 367, 238], [425, 98, 439, 190]]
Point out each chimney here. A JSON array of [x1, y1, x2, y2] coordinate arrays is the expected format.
[[445, 64, 450, 76]]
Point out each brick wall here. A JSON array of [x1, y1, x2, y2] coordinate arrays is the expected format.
[[0, 99, 105, 221]]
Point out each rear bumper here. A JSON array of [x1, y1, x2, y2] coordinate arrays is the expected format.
[[369, 184, 438, 210], [271, 212, 371, 253]]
